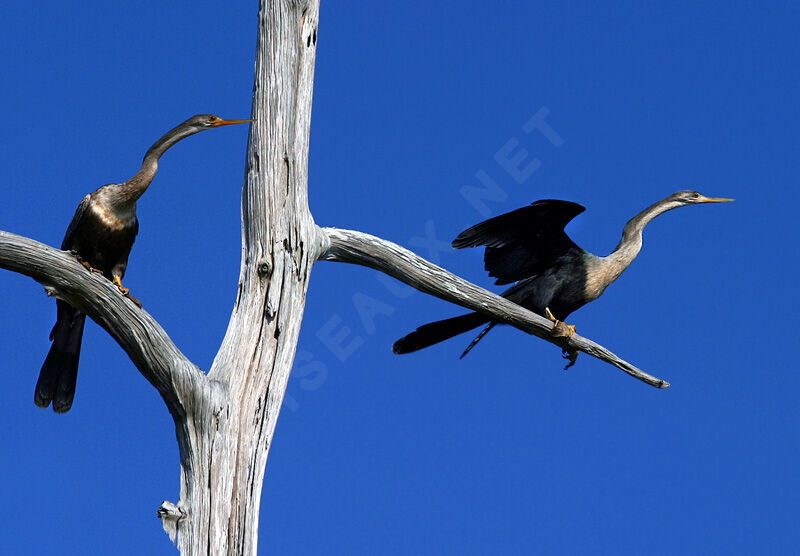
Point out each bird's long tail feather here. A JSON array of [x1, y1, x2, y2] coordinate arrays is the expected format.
[[393, 312, 490, 355], [35, 302, 85, 413]]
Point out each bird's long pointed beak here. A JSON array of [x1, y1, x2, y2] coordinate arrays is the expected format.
[[697, 195, 735, 203], [213, 118, 251, 127]]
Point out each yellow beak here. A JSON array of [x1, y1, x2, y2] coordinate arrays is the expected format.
[[212, 118, 251, 127], [697, 195, 734, 203]]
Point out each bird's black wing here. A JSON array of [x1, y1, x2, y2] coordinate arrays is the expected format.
[[451, 199, 585, 285], [61, 194, 92, 250]]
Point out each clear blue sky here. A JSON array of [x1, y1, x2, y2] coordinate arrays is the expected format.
[[0, 1, 797, 554]]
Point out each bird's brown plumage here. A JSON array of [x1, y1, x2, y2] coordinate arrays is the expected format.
[[35, 114, 248, 412]]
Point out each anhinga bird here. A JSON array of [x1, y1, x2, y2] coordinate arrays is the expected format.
[[393, 190, 732, 360], [35, 114, 249, 413]]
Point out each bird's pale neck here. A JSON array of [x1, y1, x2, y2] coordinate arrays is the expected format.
[[121, 122, 200, 203], [601, 197, 684, 283]]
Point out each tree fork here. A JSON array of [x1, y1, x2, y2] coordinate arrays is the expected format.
[[0, 0, 670, 554]]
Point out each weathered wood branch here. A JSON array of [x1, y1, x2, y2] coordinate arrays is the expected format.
[[1, 0, 674, 553], [0, 230, 206, 416], [3, 1, 325, 553], [320, 227, 670, 389], [0, 231, 214, 551]]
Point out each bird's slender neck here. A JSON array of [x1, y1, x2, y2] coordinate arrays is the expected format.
[[587, 199, 681, 299], [120, 122, 200, 204], [602, 197, 684, 279]]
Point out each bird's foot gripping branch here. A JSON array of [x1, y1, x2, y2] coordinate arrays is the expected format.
[[319, 227, 671, 389], [330, 191, 729, 387]]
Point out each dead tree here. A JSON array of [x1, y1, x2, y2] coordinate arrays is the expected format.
[[0, 1, 667, 553]]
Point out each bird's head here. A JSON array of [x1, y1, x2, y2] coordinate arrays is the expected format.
[[668, 190, 734, 205], [186, 114, 251, 130], [141, 114, 251, 163]]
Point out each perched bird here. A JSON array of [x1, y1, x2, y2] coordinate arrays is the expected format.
[[393, 190, 732, 360], [35, 114, 249, 412]]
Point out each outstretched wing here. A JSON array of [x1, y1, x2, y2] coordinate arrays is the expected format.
[[451, 199, 586, 285], [61, 194, 92, 250]]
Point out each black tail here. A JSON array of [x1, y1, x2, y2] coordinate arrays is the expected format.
[[35, 301, 85, 413], [393, 312, 492, 355]]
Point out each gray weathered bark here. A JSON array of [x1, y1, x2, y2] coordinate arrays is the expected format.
[[0, 0, 668, 554]]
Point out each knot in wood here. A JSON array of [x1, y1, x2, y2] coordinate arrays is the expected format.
[[257, 260, 272, 277]]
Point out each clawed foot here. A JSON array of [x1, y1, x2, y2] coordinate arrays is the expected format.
[[562, 349, 579, 370], [544, 307, 576, 338], [544, 307, 578, 369], [79, 260, 103, 274], [125, 292, 143, 308], [112, 275, 129, 294], [113, 276, 142, 308]]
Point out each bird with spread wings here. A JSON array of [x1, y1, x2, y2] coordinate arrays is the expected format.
[[393, 191, 732, 362]]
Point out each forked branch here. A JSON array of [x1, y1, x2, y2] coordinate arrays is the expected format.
[[320, 227, 670, 389]]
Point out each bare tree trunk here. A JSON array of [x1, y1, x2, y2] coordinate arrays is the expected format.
[[166, 1, 324, 553], [187, 1, 323, 553], [0, 0, 668, 554]]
